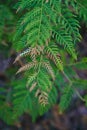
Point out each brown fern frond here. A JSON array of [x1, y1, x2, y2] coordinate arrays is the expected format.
[[42, 61, 55, 80], [35, 89, 41, 97], [16, 61, 37, 74], [13, 55, 21, 64], [14, 48, 31, 63], [42, 91, 49, 97], [30, 45, 44, 60], [46, 51, 56, 64], [46, 51, 63, 71], [35, 89, 49, 106], [46, 51, 59, 64], [29, 82, 37, 92], [30, 47, 39, 60], [40, 96, 49, 105], [26, 73, 37, 88], [37, 45, 44, 53], [38, 91, 49, 106]]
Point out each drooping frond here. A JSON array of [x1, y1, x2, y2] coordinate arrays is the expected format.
[[14, 1, 52, 48], [13, 0, 87, 121], [53, 30, 77, 59], [57, 8, 81, 43], [13, 74, 57, 120]]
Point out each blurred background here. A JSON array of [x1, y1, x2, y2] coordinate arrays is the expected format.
[[0, 0, 87, 130]]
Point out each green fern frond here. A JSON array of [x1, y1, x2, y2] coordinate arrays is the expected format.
[[13, 78, 33, 118], [57, 8, 81, 43], [13, 76, 57, 120], [14, 2, 52, 47], [76, 0, 87, 22], [53, 30, 77, 59], [0, 103, 13, 124], [59, 85, 74, 111], [15, 0, 39, 12]]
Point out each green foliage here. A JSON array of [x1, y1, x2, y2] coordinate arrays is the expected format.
[[0, 87, 13, 124], [0, 4, 14, 44], [13, 0, 87, 121], [0, 0, 87, 124], [13, 77, 57, 121], [13, 0, 87, 120], [59, 85, 74, 111]]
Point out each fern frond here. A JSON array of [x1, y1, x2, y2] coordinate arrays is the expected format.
[[38, 69, 52, 91], [26, 73, 37, 88], [53, 30, 77, 59], [16, 61, 37, 74], [76, 0, 87, 22], [59, 85, 74, 111], [29, 82, 37, 92], [15, 0, 39, 12], [13, 0, 87, 122], [13, 79, 33, 118], [45, 43, 63, 71], [14, 2, 52, 48], [37, 90, 49, 106], [13, 77, 57, 120], [58, 8, 81, 43], [42, 61, 55, 80], [14, 48, 31, 63], [0, 103, 13, 124]]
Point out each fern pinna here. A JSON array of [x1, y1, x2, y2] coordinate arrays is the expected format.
[[13, 0, 87, 121]]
